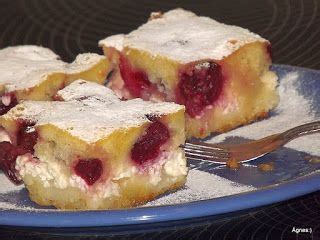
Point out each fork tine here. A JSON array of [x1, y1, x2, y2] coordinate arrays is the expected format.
[[186, 155, 218, 162], [184, 142, 229, 155], [183, 143, 230, 163], [184, 142, 225, 152], [184, 150, 229, 159], [183, 141, 230, 162], [185, 152, 229, 163], [184, 147, 229, 158]]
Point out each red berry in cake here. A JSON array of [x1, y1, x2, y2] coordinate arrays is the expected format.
[[131, 120, 170, 166], [176, 62, 223, 118], [0, 142, 27, 184], [74, 158, 103, 186], [0, 122, 38, 184], [17, 123, 38, 154], [119, 55, 153, 99]]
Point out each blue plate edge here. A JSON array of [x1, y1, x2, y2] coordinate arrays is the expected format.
[[0, 171, 319, 228], [0, 64, 319, 228]]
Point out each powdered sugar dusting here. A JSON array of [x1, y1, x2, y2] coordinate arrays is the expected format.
[[0, 172, 58, 212], [99, 34, 124, 51], [145, 169, 255, 206], [1, 85, 184, 143], [1, 101, 57, 122], [0, 172, 24, 193], [0, 173, 33, 211], [36, 99, 184, 143], [0, 45, 105, 92], [99, 9, 267, 63], [56, 79, 120, 103]]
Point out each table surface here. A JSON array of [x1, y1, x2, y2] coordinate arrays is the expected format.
[[0, 0, 320, 239]]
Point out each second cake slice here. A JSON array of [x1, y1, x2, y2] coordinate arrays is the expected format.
[[99, 9, 279, 138]]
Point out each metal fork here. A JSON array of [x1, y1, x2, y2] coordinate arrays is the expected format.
[[184, 121, 320, 163]]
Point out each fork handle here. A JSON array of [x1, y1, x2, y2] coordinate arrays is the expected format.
[[282, 121, 320, 142]]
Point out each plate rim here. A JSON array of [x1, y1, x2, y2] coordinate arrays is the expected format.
[[0, 64, 319, 227], [0, 172, 319, 227]]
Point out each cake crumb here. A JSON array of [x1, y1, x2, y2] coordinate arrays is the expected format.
[[258, 162, 274, 172], [304, 155, 320, 164], [149, 11, 163, 21], [226, 158, 242, 170], [228, 39, 238, 45]]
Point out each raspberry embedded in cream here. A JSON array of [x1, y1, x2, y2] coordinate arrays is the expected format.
[[0, 142, 27, 184], [74, 158, 103, 186], [131, 120, 170, 167], [176, 62, 224, 118], [0, 121, 38, 184], [119, 55, 153, 99]]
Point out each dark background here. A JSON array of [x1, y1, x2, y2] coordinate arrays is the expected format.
[[1, 0, 320, 68], [0, 0, 319, 239]]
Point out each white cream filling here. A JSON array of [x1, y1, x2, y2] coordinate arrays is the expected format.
[[0, 128, 11, 143], [1, 94, 11, 106], [163, 149, 188, 177], [130, 148, 187, 186], [112, 166, 137, 180], [16, 148, 187, 199]]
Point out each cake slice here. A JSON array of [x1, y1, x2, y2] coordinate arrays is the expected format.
[[54, 79, 121, 104], [99, 9, 279, 138], [0, 95, 186, 209], [0, 45, 110, 115]]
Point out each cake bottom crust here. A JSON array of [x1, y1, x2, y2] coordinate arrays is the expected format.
[[22, 172, 186, 210]]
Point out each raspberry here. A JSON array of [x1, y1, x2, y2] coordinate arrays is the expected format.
[[177, 62, 223, 117], [74, 158, 103, 186], [131, 121, 170, 166], [119, 55, 153, 98]]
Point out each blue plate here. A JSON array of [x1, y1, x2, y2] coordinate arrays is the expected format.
[[0, 64, 319, 228]]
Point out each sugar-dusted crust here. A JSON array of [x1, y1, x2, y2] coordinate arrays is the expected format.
[[56, 79, 120, 103], [99, 8, 267, 63], [100, 34, 125, 52], [0, 45, 106, 93], [3, 97, 184, 143]]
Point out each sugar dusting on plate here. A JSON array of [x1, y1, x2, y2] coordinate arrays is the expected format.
[[0, 70, 318, 211], [145, 169, 255, 207], [208, 71, 319, 155]]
